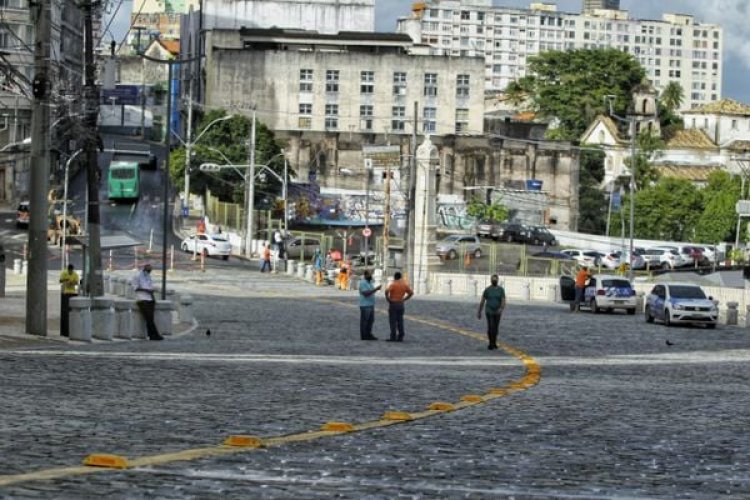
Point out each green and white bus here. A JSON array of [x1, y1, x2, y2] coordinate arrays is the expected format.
[[107, 161, 140, 201]]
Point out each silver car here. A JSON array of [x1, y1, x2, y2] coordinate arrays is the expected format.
[[436, 235, 482, 260]]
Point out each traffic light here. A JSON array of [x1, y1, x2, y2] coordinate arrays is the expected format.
[[32, 75, 47, 99]]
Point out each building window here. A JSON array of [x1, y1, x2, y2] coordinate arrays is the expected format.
[[299, 103, 312, 115], [298, 117, 312, 129], [423, 107, 436, 133], [424, 73, 438, 97], [393, 71, 407, 95], [460, 10, 470, 20], [392, 106, 406, 131], [455, 108, 469, 133], [325, 104, 338, 130], [360, 105, 373, 131], [360, 71, 374, 94], [456, 74, 470, 97], [325, 70, 339, 93], [299, 69, 313, 92]]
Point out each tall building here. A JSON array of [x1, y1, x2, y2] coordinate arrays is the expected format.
[[397, 1, 723, 110], [583, 0, 620, 13], [0, 0, 85, 202]]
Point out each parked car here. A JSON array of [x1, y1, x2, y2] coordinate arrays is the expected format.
[[436, 234, 482, 260], [599, 252, 622, 270], [560, 249, 598, 266], [497, 222, 527, 243], [16, 201, 29, 228], [615, 250, 646, 270], [521, 225, 557, 246], [180, 234, 232, 259], [645, 283, 718, 328], [693, 245, 723, 263], [643, 247, 681, 269], [284, 236, 321, 260], [476, 220, 504, 240], [651, 245, 693, 268], [583, 274, 637, 314]]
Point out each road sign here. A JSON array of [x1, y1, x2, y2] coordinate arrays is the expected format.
[[101, 85, 140, 105], [362, 227, 372, 238], [736, 200, 750, 216]]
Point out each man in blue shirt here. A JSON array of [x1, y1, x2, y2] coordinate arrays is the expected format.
[[358, 269, 382, 340]]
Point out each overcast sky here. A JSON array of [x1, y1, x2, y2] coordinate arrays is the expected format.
[[109, 0, 749, 103]]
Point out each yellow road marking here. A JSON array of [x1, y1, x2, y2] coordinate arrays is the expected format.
[[0, 294, 541, 487]]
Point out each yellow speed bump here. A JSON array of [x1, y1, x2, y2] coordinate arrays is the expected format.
[[428, 402, 456, 411], [460, 394, 485, 403], [223, 435, 264, 448], [321, 421, 355, 432], [489, 388, 509, 395], [82, 454, 129, 469], [382, 411, 413, 421]]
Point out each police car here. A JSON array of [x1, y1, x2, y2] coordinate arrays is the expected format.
[[584, 274, 637, 314], [645, 283, 718, 328]]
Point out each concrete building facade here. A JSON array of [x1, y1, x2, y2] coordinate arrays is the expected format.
[[396, 0, 722, 111], [582, 0, 619, 13]]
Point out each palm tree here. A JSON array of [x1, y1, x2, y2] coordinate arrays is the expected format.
[[660, 82, 684, 112]]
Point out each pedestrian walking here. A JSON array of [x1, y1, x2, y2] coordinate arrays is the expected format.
[[313, 248, 324, 285], [385, 271, 413, 342], [260, 244, 272, 272], [274, 229, 285, 259], [477, 274, 506, 350], [59, 263, 79, 337], [573, 265, 591, 312], [358, 269, 382, 340], [130, 263, 163, 341]]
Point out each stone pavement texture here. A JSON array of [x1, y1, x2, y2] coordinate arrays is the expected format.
[[1, 269, 750, 498]]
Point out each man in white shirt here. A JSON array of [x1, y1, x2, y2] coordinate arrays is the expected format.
[[130, 263, 163, 341]]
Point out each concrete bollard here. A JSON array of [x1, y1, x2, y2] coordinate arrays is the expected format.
[[133, 306, 147, 340], [522, 282, 531, 301], [124, 278, 135, 299], [470, 279, 479, 297], [297, 261, 305, 279], [547, 283, 557, 302], [305, 264, 314, 282], [726, 301, 739, 326], [91, 297, 115, 341], [103, 275, 110, 295], [636, 293, 645, 313], [287, 259, 296, 276], [745, 305, 750, 328], [112, 277, 124, 296], [68, 297, 92, 342], [179, 294, 194, 323], [113, 300, 134, 339], [13, 258, 21, 275], [155, 300, 174, 336]]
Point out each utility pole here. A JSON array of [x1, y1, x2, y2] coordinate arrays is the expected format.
[[133, 26, 147, 138], [383, 162, 391, 276], [161, 62, 173, 299], [83, 1, 104, 297], [183, 76, 194, 208], [26, 0, 52, 335], [245, 110, 256, 257], [403, 100, 418, 282]]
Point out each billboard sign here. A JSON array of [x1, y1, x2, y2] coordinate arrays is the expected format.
[[101, 85, 140, 105]]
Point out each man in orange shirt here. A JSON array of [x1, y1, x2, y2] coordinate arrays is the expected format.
[[385, 271, 414, 342], [573, 265, 591, 312]]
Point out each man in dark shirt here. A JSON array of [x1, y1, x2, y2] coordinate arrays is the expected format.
[[477, 274, 506, 350]]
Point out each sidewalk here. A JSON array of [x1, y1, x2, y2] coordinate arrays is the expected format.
[[0, 272, 68, 348]]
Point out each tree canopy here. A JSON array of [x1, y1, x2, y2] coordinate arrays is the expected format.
[[170, 109, 288, 206], [506, 48, 646, 140]]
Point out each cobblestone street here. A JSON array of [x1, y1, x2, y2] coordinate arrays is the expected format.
[[1, 269, 750, 498]]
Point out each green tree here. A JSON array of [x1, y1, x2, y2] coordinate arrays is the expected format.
[[694, 171, 742, 243], [466, 196, 509, 222], [170, 109, 289, 205], [660, 81, 684, 113], [577, 149, 608, 234], [512, 48, 645, 140], [621, 177, 703, 241]]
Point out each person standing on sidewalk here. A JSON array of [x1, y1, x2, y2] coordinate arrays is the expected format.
[[477, 274, 506, 350], [130, 263, 163, 341], [358, 269, 382, 340], [260, 244, 272, 273], [59, 264, 79, 337], [385, 271, 413, 342]]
